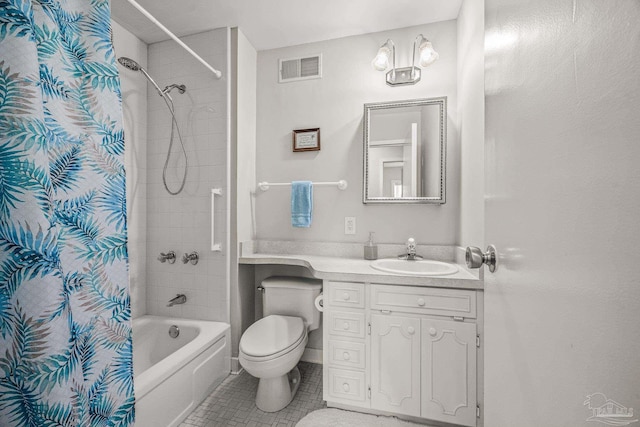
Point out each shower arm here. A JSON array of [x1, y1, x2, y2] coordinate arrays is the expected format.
[[124, 0, 223, 79]]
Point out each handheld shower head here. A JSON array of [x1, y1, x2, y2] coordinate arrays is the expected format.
[[117, 57, 189, 196], [117, 56, 164, 98], [117, 56, 141, 71]]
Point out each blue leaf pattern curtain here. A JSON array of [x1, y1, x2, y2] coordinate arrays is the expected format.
[[0, 0, 134, 426]]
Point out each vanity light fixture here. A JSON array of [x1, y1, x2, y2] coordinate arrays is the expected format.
[[372, 34, 439, 86]]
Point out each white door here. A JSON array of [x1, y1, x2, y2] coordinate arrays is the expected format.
[[421, 318, 477, 427], [370, 314, 421, 417], [484, 1, 640, 426]]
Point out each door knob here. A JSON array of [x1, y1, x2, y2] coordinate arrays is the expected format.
[[466, 245, 498, 273]]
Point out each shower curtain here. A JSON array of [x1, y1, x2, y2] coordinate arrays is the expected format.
[[0, 0, 134, 426]]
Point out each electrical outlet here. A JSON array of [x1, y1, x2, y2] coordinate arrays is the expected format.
[[344, 217, 356, 235]]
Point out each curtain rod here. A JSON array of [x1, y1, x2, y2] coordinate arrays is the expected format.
[[124, 0, 223, 79]]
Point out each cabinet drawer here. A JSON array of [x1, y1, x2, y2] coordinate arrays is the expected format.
[[326, 281, 365, 308], [328, 340, 366, 369], [327, 310, 366, 338], [371, 285, 476, 318], [327, 368, 367, 403]]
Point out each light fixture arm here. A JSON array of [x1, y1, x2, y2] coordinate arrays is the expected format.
[[387, 39, 396, 82], [411, 35, 426, 79]]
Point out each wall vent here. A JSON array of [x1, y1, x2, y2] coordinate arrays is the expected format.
[[278, 54, 322, 83]]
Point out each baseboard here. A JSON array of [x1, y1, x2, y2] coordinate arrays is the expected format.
[[301, 348, 323, 364], [230, 357, 244, 375]]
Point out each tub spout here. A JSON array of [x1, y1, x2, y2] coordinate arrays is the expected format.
[[167, 294, 187, 307]]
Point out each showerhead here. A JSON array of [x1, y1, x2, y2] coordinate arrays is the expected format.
[[117, 56, 164, 98], [117, 57, 141, 71]]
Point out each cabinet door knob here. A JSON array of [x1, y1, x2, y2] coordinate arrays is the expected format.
[[342, 292, 350, 301], [343, 322, 350, 330], [429, 327, 437, 336], [417, 298, 426, 306], [342, 383, 350, 392], [407, 326, 415, 335], [343, 352, 351, 360]]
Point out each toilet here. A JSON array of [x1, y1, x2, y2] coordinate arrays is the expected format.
[[239, 276, 322, 412]]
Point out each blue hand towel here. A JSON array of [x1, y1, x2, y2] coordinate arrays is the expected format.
[[291, 181, 313, 227]]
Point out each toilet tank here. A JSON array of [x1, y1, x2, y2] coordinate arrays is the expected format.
[[262, 276, 322, 331]]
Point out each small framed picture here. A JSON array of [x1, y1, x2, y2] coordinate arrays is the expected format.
[[293, 128, 321, 152]]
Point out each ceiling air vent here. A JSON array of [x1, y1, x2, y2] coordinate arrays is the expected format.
[[278, 54, 322, 83]]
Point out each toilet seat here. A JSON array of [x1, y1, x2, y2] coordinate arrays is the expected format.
[[240, 315, 306, 362]]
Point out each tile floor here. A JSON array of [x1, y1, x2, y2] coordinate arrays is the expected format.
[[180, 362, 326, 427]]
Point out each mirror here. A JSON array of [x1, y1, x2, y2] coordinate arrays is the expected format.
[[363, 97, 446, 204]]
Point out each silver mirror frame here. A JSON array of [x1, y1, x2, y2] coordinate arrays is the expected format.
[[363, 97, 447, 204]]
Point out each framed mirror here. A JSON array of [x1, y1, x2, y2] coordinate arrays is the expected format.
[[363, 97, 446, 204]]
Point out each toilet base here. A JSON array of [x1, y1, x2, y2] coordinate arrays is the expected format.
[[256, 366, 301, 412]]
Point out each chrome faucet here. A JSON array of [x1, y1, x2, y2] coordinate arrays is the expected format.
[[181, 251, 199, 265], [167, 294, 186, 307], [158, 251, 176, 264], [398, 238, 423, 261]]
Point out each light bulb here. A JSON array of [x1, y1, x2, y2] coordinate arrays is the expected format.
[[418, 40, 439, 67], [372, 45, 391, 71]]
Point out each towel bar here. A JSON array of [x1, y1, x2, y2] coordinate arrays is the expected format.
[[258, 180, 347, 191]]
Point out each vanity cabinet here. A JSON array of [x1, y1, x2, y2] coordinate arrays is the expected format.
[[370, 313, 421, 417], [323, 281, 480, 427]]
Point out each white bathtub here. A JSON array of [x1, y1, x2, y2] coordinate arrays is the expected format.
[[133, 315, 230, 427]]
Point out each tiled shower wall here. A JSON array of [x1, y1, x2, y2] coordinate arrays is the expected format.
[[145, 29, 230, 322]]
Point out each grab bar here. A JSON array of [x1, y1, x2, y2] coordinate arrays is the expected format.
[[211, 188, 222, 251]]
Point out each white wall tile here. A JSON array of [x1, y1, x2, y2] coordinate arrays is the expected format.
[[145, 28, 229, 323]]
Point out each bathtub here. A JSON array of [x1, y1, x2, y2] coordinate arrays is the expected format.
[[133, 315, 230, 427]]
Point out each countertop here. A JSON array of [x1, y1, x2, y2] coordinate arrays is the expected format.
[[239, 253, 483, 290]]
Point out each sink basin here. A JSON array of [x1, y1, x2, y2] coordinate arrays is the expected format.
[[370, 258, 459, 276]]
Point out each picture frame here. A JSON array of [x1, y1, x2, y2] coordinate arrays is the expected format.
[[293, 128, 321, 152]]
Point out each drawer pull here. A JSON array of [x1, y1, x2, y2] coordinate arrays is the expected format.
[[342, 383, 350, 392], [417, 298, 426, 306], [343, 352, 351, 361], [429, 327, 437, 336], [342, 292, 350, 301], [343, 322, 350, 330], [407, 326, 415, 335]]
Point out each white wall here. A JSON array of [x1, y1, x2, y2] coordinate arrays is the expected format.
[[145, 29, 230, 322], [483, 0, 640, 425], [457, 0, 485, 248], [255, 22, 459, 245], [112, 21, 148, 319]]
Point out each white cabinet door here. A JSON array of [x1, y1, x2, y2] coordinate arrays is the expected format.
[[421, 318, 477, 427], [370, 314, 421, 417]]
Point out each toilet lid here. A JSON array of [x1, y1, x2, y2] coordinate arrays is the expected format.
[[240, 315, 305, 358]]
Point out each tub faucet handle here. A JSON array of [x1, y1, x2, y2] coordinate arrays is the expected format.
[[158, 251, 176, 264], [181, 251, 199, 265]]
